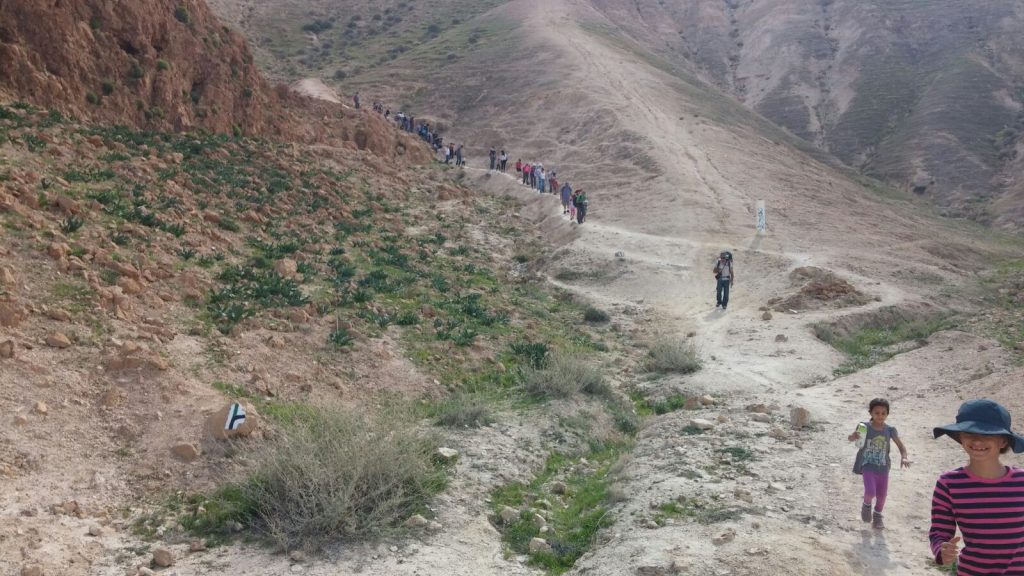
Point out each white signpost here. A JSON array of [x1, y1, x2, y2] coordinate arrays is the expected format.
[[756, 200, 767, 234]]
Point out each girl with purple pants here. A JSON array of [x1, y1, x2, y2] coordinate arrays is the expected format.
[[849, 398, 910, 529]]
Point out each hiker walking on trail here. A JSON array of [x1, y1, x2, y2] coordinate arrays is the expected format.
[[713, 251, 735, 310], [560, 181, 572, 214], [456, 144, 465, 167], [536, 166, 546, 193], [930, 399, 1024, 574], [569, 190, 578, 221], [848, 398, 910, 531], [549, 173, 558, 196], [522, 162, 531, 185], [515, 159, 522, 174], [489, 148, 497, 171], [529, 163, 537, 188], [353, 92, 360, 109], [574, 189, 588, 223], [500, 150, 508, 172]]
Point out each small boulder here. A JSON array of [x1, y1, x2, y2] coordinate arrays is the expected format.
[[14, 414, 29, 426], [761, 311, 773, 321], [775, 334, 788, 343], [404, 514, 429, 529], [531, 513, 547, 529], [550, 481, 567, 495], [152, 547, 175, 568], [0, 339, 14, 359], [189, 539, 207, 553], [700, 395, 715, 406], [204, 402, 259, 440], [117, 277, 144, 296], [46, 309, 72, 322], [688, 418, 715, 431], [528, 537, 553, 554], [751, 413, 771, 423], [88, 525, 104, 537], [274, 259, 298, 279], [45, 332, 72, 349], [712, 528, 736, 545], [790, 407, 812, 429], [498, 506, 518, 524], [21, 565, 44, 576], [0, 266, 16, 286], [34, 401, 48, 415], [171, 443, 200, 462], [435, 447, 459, 464]]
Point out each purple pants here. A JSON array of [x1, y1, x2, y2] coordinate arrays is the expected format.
[[862, 470, 889, 512]]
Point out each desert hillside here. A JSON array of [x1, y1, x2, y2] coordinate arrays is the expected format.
[[212, 0, 1024, 229], [4, 1, 1024, 576]]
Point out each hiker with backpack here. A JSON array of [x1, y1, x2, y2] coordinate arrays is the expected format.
[[500, 150, 508, 172], [560, 181, 572, 215], [713, 251, 735, 310], [489, 147, 497, 171], [574, 189, 588, 223], [522, 162, 531, 185]]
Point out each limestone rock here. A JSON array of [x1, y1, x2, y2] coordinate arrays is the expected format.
[[14, 414, 29, 426], [790, 407, 812, 429], [688, 418, 715, 430], [0, 339, 14, 359], [21, 565, 44, 576], [288, 550, 306, 563], [46, 309, 72, 322], [274, 259, 298, 278], [528, 537, 553, 554], [775, 334, 788, 342], [712, 528, 736, 545], [171, 443, 200, 462], [47, 242, 69, 260], [88, 524, 104, 537], [103, 342, 169, 372], [117, 276, 144, 296], [637, 566, 680, 576], [404, 514, 429, 529], [204, 402, 259, 440], [0, 300, 29, 328], [761, 311, 773, 321], [152, 547, 174, 568], [435, 447, 459, 464], [550, 481, 567, 495], [498, 506, 518, 524], [34, 401, 48, 415], [531, 513, 547, 529], [189, 539, 207, 553], [45, 332, 72, 348], [700, 395, 715, 405], [751, 413, 771, 423], [0, 266, 15, 286]]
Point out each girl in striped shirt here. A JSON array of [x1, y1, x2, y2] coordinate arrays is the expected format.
[[931, 399, 1024, 575]]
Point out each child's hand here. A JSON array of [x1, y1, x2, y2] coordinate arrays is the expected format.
[[900, 457, 911, 469], [848, 431, 860, 442], [940, 536, 961, 565]]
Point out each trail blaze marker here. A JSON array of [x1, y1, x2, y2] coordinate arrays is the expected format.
[[225, 403, 246, 431], [756, 200, 767, 234]]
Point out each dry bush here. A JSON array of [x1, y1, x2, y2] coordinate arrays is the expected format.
[[434, 394, 494, 428], [523, 352, 609, 399], [644, 338, 702, 374], [245, 406, 446, 551]]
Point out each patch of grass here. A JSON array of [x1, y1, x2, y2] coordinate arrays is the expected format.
[[814, 311, 955, 375], [583, 306, 610, 323], [432, 393, 494, 428], [644, 338, 701, 374], [328, 327, 354, 348], [632, 392, 688, 416], [522, 352, 609, 399], [652, 495, 746, 526], [491, 446, 625, 574]]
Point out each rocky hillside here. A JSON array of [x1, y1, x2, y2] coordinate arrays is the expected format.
[[587, 0, 1024, 228], [209, 0, 1024, 229]]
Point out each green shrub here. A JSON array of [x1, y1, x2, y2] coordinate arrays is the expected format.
[[174, 5, 191, 25], [523, 352, 609, 399], [85, 91, 100, 105], [156, 59, 170, 71], [59, 215, 85, 233], [241, 406, 446, 551], [583, 306, 609, 323], [101, 81, 115, 96], [510, 341, 550, 369], [644, 338, 701, 374], [328, 327, 353, 348]]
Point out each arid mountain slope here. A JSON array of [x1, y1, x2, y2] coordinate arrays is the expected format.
[[587, 0, 1024, 228], [211, 0, 1024, 229]]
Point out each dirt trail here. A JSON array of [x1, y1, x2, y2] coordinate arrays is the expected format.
[[459, 1, 1024, 574]]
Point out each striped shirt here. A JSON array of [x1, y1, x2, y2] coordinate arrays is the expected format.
[[930, 466, 1024, 575]]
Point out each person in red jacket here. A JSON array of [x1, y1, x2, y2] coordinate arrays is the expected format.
[[521, 162, 531, 185]]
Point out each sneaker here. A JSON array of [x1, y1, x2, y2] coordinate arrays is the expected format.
[[861, 503, 872, 523], [872, 512, 884, 530]]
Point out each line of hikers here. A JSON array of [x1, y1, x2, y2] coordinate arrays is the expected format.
[[357, 96, 589, 225], [514, 159, 588, 225]]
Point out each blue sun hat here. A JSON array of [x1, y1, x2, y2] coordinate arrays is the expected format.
[[933, 399, 1024, 453]]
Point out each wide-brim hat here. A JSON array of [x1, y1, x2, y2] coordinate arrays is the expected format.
[[933, 399, 1024, 453]]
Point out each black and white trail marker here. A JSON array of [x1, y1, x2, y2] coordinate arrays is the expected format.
[[225, 402, 246, 431]]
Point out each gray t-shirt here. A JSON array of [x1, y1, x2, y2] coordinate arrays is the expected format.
[[857, 423, 898, 473]]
